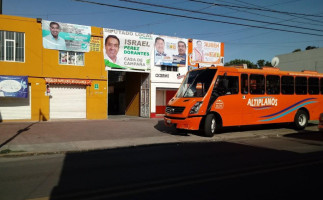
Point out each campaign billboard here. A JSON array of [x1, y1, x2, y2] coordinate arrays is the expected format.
[[154, 35, 187, 67], [189, 39, 224, 68], [103, 29, 153, 72], [42, 20, 91, 52], [151, 35, 188, 84]]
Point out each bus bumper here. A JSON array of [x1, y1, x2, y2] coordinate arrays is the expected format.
[[164, 116, 203, 130]]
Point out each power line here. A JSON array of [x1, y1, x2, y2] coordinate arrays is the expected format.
[[116, 4, 215, 31], [234, 0, 323, 26], [73, 0, 323, 37], [208, 0, 323, 42], [206, 0, 323, 44], [189, 0, 323, 18], [117, 0, 323, 32]]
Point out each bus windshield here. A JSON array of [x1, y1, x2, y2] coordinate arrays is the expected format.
[[176, 69, 217, 98]]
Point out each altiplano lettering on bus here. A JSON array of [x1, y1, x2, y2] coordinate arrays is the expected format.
[[247, 97, 278, 108]]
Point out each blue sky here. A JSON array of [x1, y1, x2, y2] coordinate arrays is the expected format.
[[3, 0, 323, 64]]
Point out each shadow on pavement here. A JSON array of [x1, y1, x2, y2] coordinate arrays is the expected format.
[[49, 141, 323, 200], [154, 120, 202, 137], [154, 119, 311, 137], [0, 122, 38, 149], [154, 120, 177, 134], [154, 117, 322, 140], [284, 131, 323, 141]]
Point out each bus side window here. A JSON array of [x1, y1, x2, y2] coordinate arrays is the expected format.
[[241, 74, 248, 94], [250, 74, 265, 94], [266, 75, 280, 94], [295, 77, 307, 95], [308, 77, 319, 94], [281, 76, 294, 94], [321, 78, 323, 95], [226, 76, 239, 94]]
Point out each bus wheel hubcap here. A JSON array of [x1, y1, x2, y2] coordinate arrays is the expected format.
[[211, 119, 216, 133], [299, 114, 306, 126]]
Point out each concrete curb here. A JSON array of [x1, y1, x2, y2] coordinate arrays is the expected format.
[[0, 130, 288, 157]]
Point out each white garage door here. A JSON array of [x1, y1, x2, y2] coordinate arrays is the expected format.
[[0, 86, 31, 120], [50, 85, 86, 119]]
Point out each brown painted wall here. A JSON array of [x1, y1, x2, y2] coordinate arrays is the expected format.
[[125, 72, 141, 116]]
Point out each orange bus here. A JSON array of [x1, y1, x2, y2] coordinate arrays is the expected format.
[[164, 66, 323, 137]]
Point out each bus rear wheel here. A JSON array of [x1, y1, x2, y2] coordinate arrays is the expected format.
[[294, 110, 308, 130], [204, 114, 216, 137]]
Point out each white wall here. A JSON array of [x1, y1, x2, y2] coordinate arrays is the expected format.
[[150, 82, 181, 113]]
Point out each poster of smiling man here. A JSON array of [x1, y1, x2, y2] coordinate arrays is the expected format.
[[154, 35, 187, 67], [42, 20, 91, 52], [103, 28, 153, 72], [189, 39, 224, 67]]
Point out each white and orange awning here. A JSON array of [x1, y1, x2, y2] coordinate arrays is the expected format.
[[45, 78, 92, 85]]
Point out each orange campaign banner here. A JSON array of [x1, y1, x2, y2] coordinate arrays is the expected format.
[[188, 39, 224, 68], [45, 78, 92, 85]]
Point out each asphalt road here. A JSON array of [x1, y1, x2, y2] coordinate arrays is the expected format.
[[1, 126, 323, 200]]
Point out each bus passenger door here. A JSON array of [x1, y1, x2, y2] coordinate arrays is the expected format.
[[240, 73, 266, 125], [240, 73, 252, 125], [213, 73, 242, 126]]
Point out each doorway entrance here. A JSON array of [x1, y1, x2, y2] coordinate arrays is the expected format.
[[108, 71, 150, 117]]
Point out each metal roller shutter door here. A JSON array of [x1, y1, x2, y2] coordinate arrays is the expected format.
[[50, 85, 86, 119]]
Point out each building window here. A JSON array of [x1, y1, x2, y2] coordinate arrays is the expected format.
[[0, 31, 25, 62], [59, 51, 84, 66], [160, 65, 178, 72]]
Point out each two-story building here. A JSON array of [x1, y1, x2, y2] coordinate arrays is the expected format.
[[0, 15, 107, 121]]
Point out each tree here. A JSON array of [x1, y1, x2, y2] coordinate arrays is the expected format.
[[257, 59, 272, 68], [224, 59, 257, 69], [264, 61, 272, 67], [293, 49, 301, 53], [305, 46, 317, 50], [257, 59, 265, 67]]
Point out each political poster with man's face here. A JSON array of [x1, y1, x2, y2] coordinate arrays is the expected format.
[[153, 35, 187, 67], [189, 39, 224, 67], [42, 20, 91, 52], [103, 29, 153, 72]]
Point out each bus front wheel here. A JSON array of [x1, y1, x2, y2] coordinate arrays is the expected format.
[[294, 110, 308, 130], [204, 114, 216, 137]]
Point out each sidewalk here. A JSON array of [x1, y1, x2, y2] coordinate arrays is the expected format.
[[0, 117, 205, 156], [0, 116, 312, 157]]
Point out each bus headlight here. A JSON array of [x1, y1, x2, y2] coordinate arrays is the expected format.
[[190, 101, 203, 114]]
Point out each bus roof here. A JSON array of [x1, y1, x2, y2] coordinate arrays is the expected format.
[[192, 66, 323, 77]]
